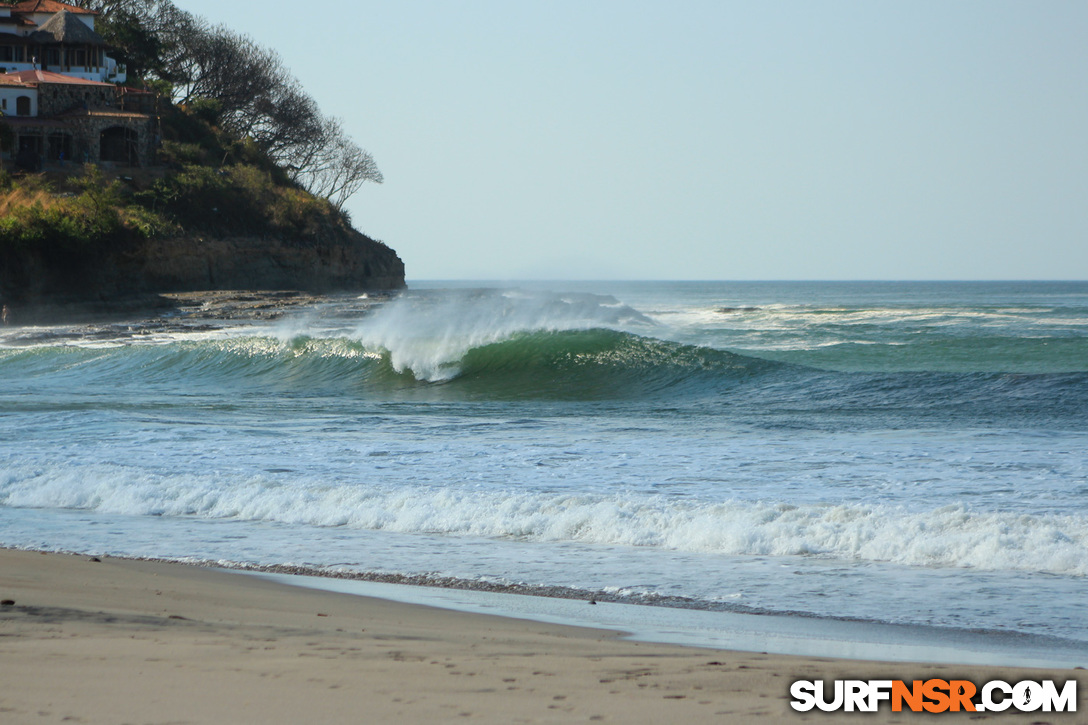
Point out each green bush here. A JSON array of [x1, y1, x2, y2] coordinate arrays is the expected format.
[[187, 98, 223, 125], [128, 161, 340, 239], [159, 140, 210, 167], [122, 205, 178, 238], [0, 168, 141, 256]]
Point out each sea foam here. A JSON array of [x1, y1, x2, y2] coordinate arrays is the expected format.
[[341, 288, 656, 381], [3, 461, 1085, 577]]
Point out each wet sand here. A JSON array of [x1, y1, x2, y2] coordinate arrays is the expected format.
[[1, 549, 1083, 724]]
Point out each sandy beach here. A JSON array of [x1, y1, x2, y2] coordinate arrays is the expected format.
[[0, 549, 1083, 724]]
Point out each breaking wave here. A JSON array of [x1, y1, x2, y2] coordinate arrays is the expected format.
[[2, 462, 1086, 577], [2, 288, 1085, 413]]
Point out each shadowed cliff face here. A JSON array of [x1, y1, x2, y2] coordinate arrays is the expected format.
[[0, 225, 405, 307], [132, 231, 405, 294]]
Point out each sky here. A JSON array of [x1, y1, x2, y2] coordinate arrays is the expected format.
[[174, 1, 1088, 281]]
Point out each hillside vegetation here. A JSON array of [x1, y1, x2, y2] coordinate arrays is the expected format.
[[0, 0, 403, 306]]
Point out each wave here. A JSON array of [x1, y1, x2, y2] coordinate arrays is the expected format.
[[0, 328, 783, 400], [745, 336, 1088, 374], [2, 288, 1086, 414], [448, 329, 783, 398], [341, 287, 661, 381], [3, 462, 1086, 577], [3, 332, 1087, 421]]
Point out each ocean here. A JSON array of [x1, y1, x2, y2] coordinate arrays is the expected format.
[[2, 281, 1086, 662]]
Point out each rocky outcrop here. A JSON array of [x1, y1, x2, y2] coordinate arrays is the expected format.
[[128, 230, 404, 294], [0, 226, 405, 309]]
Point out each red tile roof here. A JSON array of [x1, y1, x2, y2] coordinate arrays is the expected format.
[[9, 1, 97, 15], [4, 69, 113, 86]]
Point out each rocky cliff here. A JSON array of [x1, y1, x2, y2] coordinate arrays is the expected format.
[[129, 230, 404, 294], [0, 225, 404, 315]]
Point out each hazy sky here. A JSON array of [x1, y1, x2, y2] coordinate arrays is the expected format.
[[175, 1, 1088, 280]]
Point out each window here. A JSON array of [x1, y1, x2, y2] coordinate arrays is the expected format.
[[16, 95, 30, 116], [0, 46, 12, 63]]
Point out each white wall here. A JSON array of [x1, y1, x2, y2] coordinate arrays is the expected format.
[[0, 85, 37, 116]]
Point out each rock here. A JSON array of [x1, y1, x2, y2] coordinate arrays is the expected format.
[[1, 227, 405, 311], [131, 231, 405, 294]]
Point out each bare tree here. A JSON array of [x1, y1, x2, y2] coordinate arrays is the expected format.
[[289, 117, 383, 210], [69, 0, 192, 38], [169, 25, 279, 111], [244, 76, 324, 162]]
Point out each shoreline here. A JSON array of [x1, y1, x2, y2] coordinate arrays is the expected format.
[[96, 554, 1088, 669], [2, 549, 1085, 723], [246, 571, 1088, 670], [9, 548, 1087, 668]]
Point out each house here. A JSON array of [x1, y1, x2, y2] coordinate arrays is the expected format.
[[0, 0, 156, 169], [0, 0, 126, 83]]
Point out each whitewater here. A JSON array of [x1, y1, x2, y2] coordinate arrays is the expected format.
[[1, 281, 1086, 658]]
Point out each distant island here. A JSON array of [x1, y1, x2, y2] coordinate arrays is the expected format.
[[0, 0, 404, 322]]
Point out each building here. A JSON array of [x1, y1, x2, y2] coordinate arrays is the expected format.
[[0, 0, 156, 169], [0, 0, 127, 83]]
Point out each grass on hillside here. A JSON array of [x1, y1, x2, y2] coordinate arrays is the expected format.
[[0, 104, 351, 259]]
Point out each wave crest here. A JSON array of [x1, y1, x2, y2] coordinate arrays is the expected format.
[[3, 463, 1086, 577]]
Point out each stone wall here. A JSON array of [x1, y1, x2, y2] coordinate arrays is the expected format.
[[37, 82, 115, 117], [10, 111, 154, 166], [5, 81, 156, 167], [71, 114, 154, 166]]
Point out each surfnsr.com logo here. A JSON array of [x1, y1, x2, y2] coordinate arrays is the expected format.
[[790, 679, 1077, 713]]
